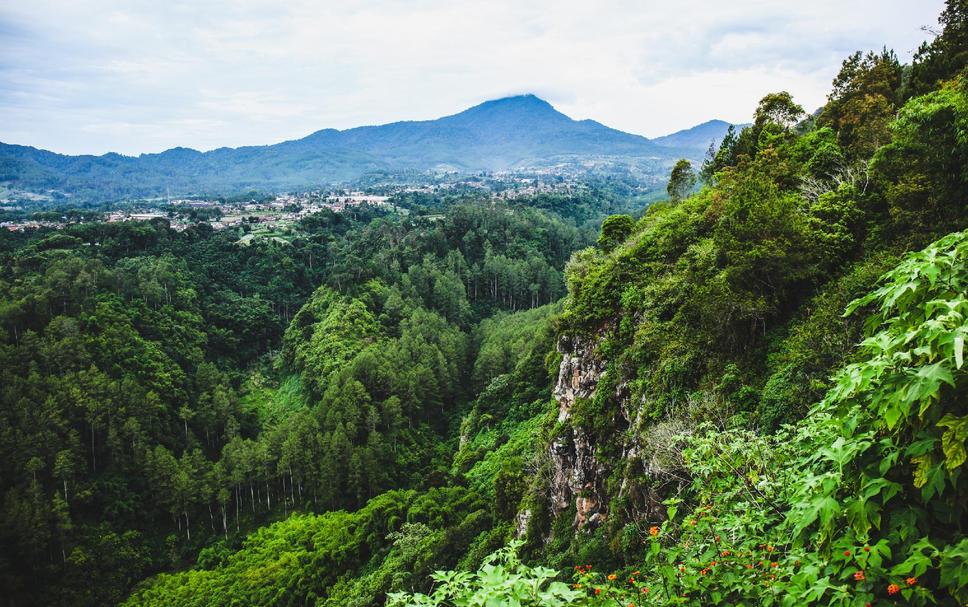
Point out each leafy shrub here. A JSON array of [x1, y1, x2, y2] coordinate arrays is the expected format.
[[387, 541, 583, 607]]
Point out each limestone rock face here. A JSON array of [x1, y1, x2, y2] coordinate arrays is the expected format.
[[548, 332, 609, 530], [541, 327, 664, 535], [553, 333, 606, 422], [514, 508, 532, 538]]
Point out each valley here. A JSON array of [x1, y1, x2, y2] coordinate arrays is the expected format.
[[1, 3, 967, 607]]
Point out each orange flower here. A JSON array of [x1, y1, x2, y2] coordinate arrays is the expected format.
[[887, 583, 901, 595], [853, 571, 865, 581], [863, 546, 870, 552], [770, 562, 778, 568], [649, 525, 659, 536], [906, 577, 918, 586], [844, 550, 851, 557], [607, 574, 617, 581], [594, 587, 601, 595], [721, 550, 730, 557], [641, 587, 650, 594]]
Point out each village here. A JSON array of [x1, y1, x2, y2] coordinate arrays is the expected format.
[[0, 170, 595, 236], [1, 190, 392, 235]]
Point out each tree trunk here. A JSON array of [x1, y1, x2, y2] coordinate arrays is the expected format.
[[282, 476, 288, 517], [91, 423, 96, 473]]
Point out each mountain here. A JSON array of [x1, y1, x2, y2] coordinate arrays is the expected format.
[[651, 118, 741, 154], [0, 95, 730, 202]]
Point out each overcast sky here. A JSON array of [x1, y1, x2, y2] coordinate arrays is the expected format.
[[0, 0, 945, 156]]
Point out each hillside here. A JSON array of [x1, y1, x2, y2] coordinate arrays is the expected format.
[[0, 95, 733, 202], [651, 119, 745, 153], [2, 3, 968, 607]]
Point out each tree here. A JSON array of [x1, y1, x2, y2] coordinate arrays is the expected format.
[[753, 91, 805, 131], [909, 0, 968, 96], [667, 159, 697, 202], [701, 124, 739, 181], [818, 49, 902, 157], [597, 215, 634, 253]]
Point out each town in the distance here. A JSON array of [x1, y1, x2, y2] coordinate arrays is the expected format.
[[0, 167, 648, 238]]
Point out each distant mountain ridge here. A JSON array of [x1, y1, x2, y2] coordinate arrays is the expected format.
[[0, 95, 737, 201], [652, 119, 744, 153]]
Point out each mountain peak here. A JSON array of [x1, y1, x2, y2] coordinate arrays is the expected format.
[[449, 94, 565, 122], [1, 94, 721, 197], [482, 93, 553, 108], [652, 119, 739, 151]]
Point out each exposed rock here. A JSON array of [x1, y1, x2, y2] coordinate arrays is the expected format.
[[575, 483, 606, 530], [548, 332, 611, 530], [514, 508, 531, 538], [553, 332, 607, 422]]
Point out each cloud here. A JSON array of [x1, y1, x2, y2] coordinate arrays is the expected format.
[[0, 0, 946, 155]]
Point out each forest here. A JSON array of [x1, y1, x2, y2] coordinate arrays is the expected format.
[[1, 2, 967, 606]]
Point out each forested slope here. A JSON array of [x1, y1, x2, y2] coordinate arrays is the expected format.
[[388, 5, 968, 605], [0, 198, 591, 606], [3, 3, 968, 607]]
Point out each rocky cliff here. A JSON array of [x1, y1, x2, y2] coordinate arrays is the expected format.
[[547, 332, 609, 530], [540, 329, 665, 535]]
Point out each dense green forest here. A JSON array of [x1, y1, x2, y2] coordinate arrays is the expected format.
[[2, 2, 968, 606], [0, 198, 589, 605]]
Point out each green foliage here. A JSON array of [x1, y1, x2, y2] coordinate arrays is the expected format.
[[5, 7, 968, 607], [753, 91, 805, 131], [757, 257, 893, 428], [470, 304, 558, 393], [0, 198, 588, 606], [387, 541, 583, 607], [395, 230, 968, 606], [871, 77, 968, 243], [597, 215, 635, 253], [667, 160, 697, 203], [908, 0, 968, 97], [124, 487, 491, 607], [284, 287, 382, 395], [819, 49, 903, 157]]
